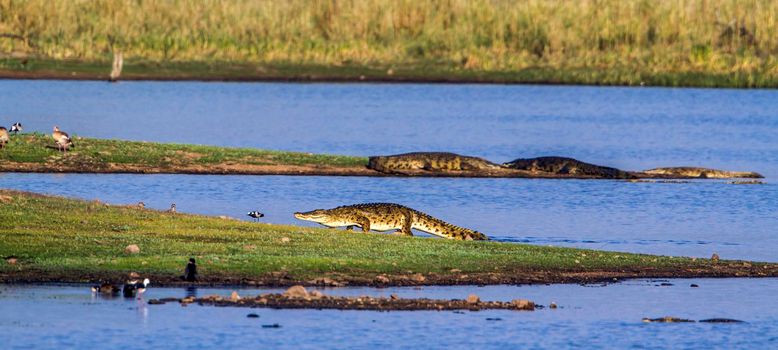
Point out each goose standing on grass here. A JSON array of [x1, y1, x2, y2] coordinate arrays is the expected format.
[[122, 278, 150, 298], [10, 122, 22, 135], [0, 127, 8, 149], [52, 126, 73, 153], [248, 211, 265, 221]]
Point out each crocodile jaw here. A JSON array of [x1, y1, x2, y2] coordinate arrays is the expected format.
[[294, 210, 350, 227]]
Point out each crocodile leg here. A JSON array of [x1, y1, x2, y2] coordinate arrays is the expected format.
[[355, 216, 371, 233], [399, 209, 414, 236]]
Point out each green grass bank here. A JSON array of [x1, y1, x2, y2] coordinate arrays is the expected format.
[[1, 190, 776, 286], [0, 133, 370, 175], [1, 0, 778, 87]]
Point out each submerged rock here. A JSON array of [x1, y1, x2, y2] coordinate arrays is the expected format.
[[148, 290, 536, 312], [246, 313, 260, 318], [699, 318, 745, 323], [642, 316, 695, 323]]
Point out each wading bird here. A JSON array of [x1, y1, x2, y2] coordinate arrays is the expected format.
[[52, 126, 73, 153], [248, 211, 265, 221], [10, 122, 22, 135], [91, 282, 120, 295], [0, 127, 8, 149], [122, 278, 150, 298]]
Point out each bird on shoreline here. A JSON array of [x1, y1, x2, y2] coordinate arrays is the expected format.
[[137, 201, 145, 209], [10, 122, 22, 135], [52, 126, 73, 153], [248, 211, 265, 221], [168, 203, 176, 213], [0, 127, 8, 149], [123, 278, 150, 298]]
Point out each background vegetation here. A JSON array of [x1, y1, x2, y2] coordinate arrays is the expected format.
[[0, 0, 777, 86]]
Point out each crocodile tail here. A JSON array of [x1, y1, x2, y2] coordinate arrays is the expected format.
[[410, 211, 488, 241]]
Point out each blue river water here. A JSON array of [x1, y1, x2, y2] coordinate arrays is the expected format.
[[2, 80, 778, 348], [2, 280, 777, 349]]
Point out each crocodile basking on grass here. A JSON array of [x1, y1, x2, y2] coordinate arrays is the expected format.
[[638, 167, 764, 179], [294, 203, 488, 240], [368, 152, 502, 174], [501, 156, 635, 179]]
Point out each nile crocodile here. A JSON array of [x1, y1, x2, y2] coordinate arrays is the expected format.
[[502, 156, 635, 179], [639, 167, 763, 179], [368, 152, 502, 174], [294, 203, 488, 240]]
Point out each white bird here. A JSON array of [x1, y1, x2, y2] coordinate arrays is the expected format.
[[10, 122, 22, 135], [0, 127, 8, 149], [248, 211, 265, 221], [52, 126, 73, 153]]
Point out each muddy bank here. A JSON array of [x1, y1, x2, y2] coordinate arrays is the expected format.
[[147, 286, 537, 311], [4, 262, 778, 288]]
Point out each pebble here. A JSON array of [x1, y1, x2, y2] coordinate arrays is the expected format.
[[549, 302, 558, 309], [466, 294, 480, 304], [124, 244, 140, 254], [375, 275, 390, 284]]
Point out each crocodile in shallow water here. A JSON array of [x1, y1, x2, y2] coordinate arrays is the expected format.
[[501, 156, 635, 179], [294, 203, 488, 240], [638, 167, 763, 179], [368, 152, 502, 174]]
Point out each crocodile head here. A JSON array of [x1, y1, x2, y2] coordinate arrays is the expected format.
[[294, 209, 334, 225]]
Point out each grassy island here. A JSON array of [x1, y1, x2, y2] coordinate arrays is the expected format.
[[0, 133, 371, 176], [1, 190, 776, 286]]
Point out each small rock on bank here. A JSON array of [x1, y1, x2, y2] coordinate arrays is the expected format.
[[284, 285, 309, 298], [124, 244, 140, 254]]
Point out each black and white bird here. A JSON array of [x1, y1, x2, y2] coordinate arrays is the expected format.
[[10, 122, 22, 135], [248, 211, 265, 221], [122, 278, 150, 298], [168, 203, 176, 213]]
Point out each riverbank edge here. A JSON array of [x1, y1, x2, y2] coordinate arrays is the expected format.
[[2, 266, 776, 288], [1, 58, 775, 88], [2, 190, 777, 288]]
